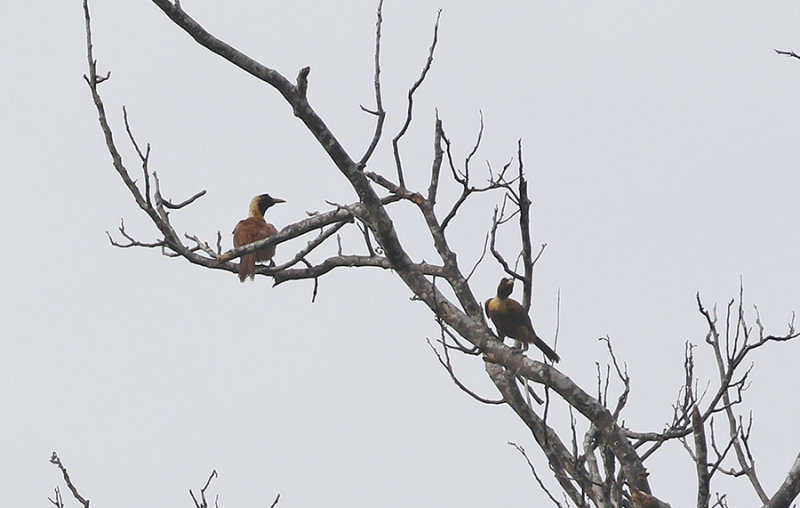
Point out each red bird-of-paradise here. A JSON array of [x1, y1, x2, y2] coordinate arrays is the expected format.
[[232, 194, 285, 282]]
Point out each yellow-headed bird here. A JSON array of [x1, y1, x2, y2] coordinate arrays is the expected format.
[[232, 194, 284, 282], [485, 277, 560, 362]]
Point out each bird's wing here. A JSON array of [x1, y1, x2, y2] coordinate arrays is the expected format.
[[504, 299, 537, 335], [262, 222, 278, 237]]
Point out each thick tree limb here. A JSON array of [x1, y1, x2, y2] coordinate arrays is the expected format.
[[693, 406, 711, 508], [764, 452, 800, 508]]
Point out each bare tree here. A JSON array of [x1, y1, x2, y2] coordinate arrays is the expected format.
[[59, 0, 800, 506]]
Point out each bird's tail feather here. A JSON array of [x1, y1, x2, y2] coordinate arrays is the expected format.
[[532, 338, 560, 363], [239, 253, 256, 282]]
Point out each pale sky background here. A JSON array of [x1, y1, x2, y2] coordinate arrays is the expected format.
[[2, 1, 800, 506]]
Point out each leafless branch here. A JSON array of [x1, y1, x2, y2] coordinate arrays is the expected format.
[[463, 111, 484, 182], [509, 442, 564, 507], [272, 256, 444, 285], [186, 233, 219, 258], [489, 204, 519, 279], [465, 232, 490, 281], [764, 451, 800, 507], [693, 405, 711, 508], [50, 452, 90, 508], [272, 221, 349, 271], [486, 362, 594, 505], [426, 338, 503, 405], [270, 493, 281, 508], [391, 8, 441, 187], [106, 218, 166, 249], [48, 487, 64, 508], [162, 189, 207, 209], [598, 336, 630, 421], [189, 469, 218, 508], [440, 114, 500, 231], [775, 48, 800, 60], [358, 0, 385, 166], [427, 113, 444, 203], [121, 105, 153, 206], [515, 141, 534, 308]]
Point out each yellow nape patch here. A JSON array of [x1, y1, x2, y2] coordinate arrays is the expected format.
[[486, 298, 506, 315], [248, 196, 263, 218]]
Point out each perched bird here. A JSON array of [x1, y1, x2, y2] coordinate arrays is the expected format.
[[232, 194, 285, 282], [485, 277, 560, 362]]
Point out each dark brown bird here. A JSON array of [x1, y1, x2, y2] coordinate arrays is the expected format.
[[485, 277, 560, 362], [232, 194, 285, 282]]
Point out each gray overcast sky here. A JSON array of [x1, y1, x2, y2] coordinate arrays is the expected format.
[[2, 1, 800, 506]]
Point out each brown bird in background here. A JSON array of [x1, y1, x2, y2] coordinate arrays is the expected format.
[[232, 194, 285, 282], [485, 277, 560, 362]]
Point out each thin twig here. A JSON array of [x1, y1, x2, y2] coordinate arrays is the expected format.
[[391, 8, 441, 187], [509, 442, 564, 507], [358, 0, 386, 166], [426, 337, 503, 404], [775, 48, 800, 60], [50, 452, 90, 508]]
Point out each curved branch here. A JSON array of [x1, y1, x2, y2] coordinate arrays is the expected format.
[[358, 0, 386, 166], [50, 452, 89, 508], [426, 338, 503, 405], [391, 8, 441, 187]]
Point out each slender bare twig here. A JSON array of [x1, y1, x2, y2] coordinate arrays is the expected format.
[[107, 218, 166, 249], [272, 256, 444, 285], [598, 336, 630, 421], [462, 111, 484, 182], [465, 232, 490, 281], [189, 469, 218, 508], [426, 338, 503, 405], [50, 452, 90, 508], [428, 113, 444, 203], [392, 8, 441, 187], [515, 141, 534, 309], [48, 487, 65, 508], [509, 442, 564, 507], [270, 493, 281, 508], [358, 0, 385, 166], [272, 221, 349, 271], [162, 189, 207, 209], [122, 105, 152, 206], [775, 48, 800, 60]]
